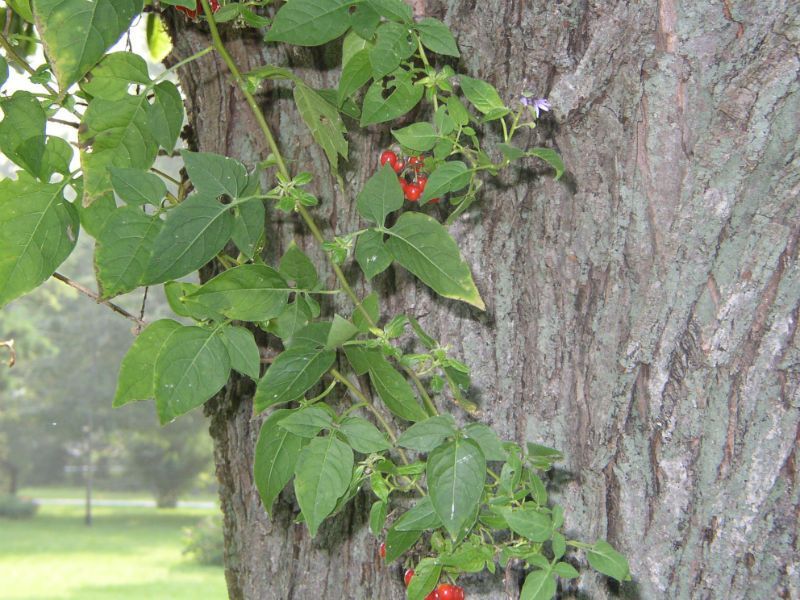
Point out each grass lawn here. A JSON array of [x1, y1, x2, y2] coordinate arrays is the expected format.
[[18, 486, 218, 504], [0, 504, 227, 600]]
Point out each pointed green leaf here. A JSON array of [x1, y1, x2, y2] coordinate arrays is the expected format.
[[520, 570, 557, 600], [264, 0, 351, 46], [40, 137, 74, 180], [369, 21, 415, 80], [356, 164, 404, 226], [340, 416, 390, 453], [0, 91, 46, 177], [416, 17, 459, 57], [33, 0, 144, 90], [391, 122, 438, 152], [187, 264, 291, 322], [279, 241, 318, 289], [80, 51, 150, 100], [393, 496, 442, 531], [95, 205, 162, 297], [464, 423, 505, 461], [112, 319, 181, 407], [365, 0, 411, 23], [384, 527, 421, 563], [0, 178, 77, 307], [527, 147, 565, 180], [365, 351, 428, 422], [326, 314, 359, 348], [338, 48, 372, 106], [353, 291, 379, 333], [254, 345, 336, 412], [587, 540, 631, 582], [144, 193, 233, 284], [272, 299, 312, 341], [385, 212, 484, 309], [419, 160, 469, 203], [220, 325, 260, 380], [293, 435, 353, 536], [154, 325, 231, 424], [459, 75, 509, 118], [231, 198, 264, 259], [109, 167, 167, 206], [553, 562, 579, 579], [150, 81, 183, 153], [254, 408, 305, 516], [164, 281, 222, 321], [427, 437, 485, 539], [145, 13, 172, 62], [360, 69, 424, 126], [278, 405, 333, 438], [355, 229, 392, 280], [181, 150, 248, 199], [397, 415, 456, 452], [293, 82, 348, 172], [369, 500, 387, 536], [497, 505, 552, 542]]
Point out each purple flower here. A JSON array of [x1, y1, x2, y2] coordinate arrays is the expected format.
[[520, 96, 551, 118]]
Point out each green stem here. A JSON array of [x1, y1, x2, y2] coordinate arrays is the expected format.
[[151, 46, 214, 84], [330, 368, 399, 445]]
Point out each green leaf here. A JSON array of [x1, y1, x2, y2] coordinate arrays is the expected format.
[[356, 163, 404, 226], [353, 291, 379, 333], [587, 540, 631, 582], [427, 437, 485, 539], [553, 562, 579, 579], [528, 147, 565, 180], [369, 21, 414, 80], [526, 442, 564, 470], [459, 75, 509, 119], [254, 409, 305, 516], [220, 325, 260, 380], [383, 527, 421, 563], [279, 241, 318, 289], [415, 17, 459, 57], [343, 345, 371, 376], [112, 319, 181, 407], [420, 160, 469, 203], [338, 49, 372, 106], [7, 0, 34, 23], [0, 56, 6, 88], [520, 570, 557, 600], [154, 325, 231, 424], [80, 51, 150, 100], [326, 314, 359, 348], [406, 558, 441, 600], [150, 81, 183, 153], [40, 137, 74, 181], [355, 229, 392, 280], [95, 206, 162, 297], [278, 405, 333, 438], [79, 93, 158, 206], [164, 281, 222, 321], [0, 91, 46, 177], [464, 423, 505, 461], [365, 0, 411, 23], [498, 142, 526, 161], [385, 212, 485, 310], [496, 506, 552, 542], [187, 264, 291, 322], [145, 13, 172, 62], [286, 321, 330, 349], [364, 351, 428, 422], [393, 496, 442, 531], [391, 122, 438, 152], [254, 345, 336, 412], [397, 415, 456, 452], [265, 0, 352, 46], [231, 198, 264, 259], [360, 69, 424, 126], [272, 299, 312, 341], [340, 416, 390, 453], [0, 178, 77, 307], [369, 500, 387, 536], [293, 435, 354, 536], [144, 193, 233, 284], [109, 167, 167, 206], [348, 2, 379, 38], [293, 82, 348, 173], [33, 0, 144, 90], [181, 150, 248, 199]]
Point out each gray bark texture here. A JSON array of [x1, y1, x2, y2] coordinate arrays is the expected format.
[[168, 1, 800, 598]]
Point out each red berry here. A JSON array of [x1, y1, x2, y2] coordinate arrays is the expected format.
[[380, 150, 398, 167], [409, 155, 423, 168], [379, 542, 386, 559], [417, 175, 428, 190], [437, 584, 461, 600], [424, 591, 440, 600], [428, 197, 440, 204], [405, 183, 422, 202], [176, 0, 218, 18], [393, 159, 406, 174], [404, 569, 415, 587]]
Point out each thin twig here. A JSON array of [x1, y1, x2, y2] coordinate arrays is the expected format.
[[52, 272, 146, 328]]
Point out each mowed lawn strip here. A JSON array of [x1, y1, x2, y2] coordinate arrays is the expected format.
[[0, 504, 227, 600]]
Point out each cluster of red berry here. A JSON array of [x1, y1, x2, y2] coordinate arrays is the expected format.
[[380, 544, 465, 599], [379, 150, 439, 203], [175, 0, 219, 19]]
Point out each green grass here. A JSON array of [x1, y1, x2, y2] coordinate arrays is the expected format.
[[0, 504, 228, 600], [18, 486, 218, 504]]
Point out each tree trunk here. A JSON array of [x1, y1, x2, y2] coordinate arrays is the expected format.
[[168, 1, 800, 598]]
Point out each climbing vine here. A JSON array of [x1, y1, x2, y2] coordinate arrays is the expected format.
[[0, 0, 630, 597]]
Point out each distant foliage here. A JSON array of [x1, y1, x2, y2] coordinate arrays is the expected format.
[[0, 495, 38, 519], [183, 515, 224, 566]]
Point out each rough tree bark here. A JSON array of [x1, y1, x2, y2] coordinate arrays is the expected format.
[[167, 1, 799, 598]]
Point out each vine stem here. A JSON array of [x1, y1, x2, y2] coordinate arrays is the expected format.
[[52, 272, 146, 328], [200, 0, 441, 419]]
